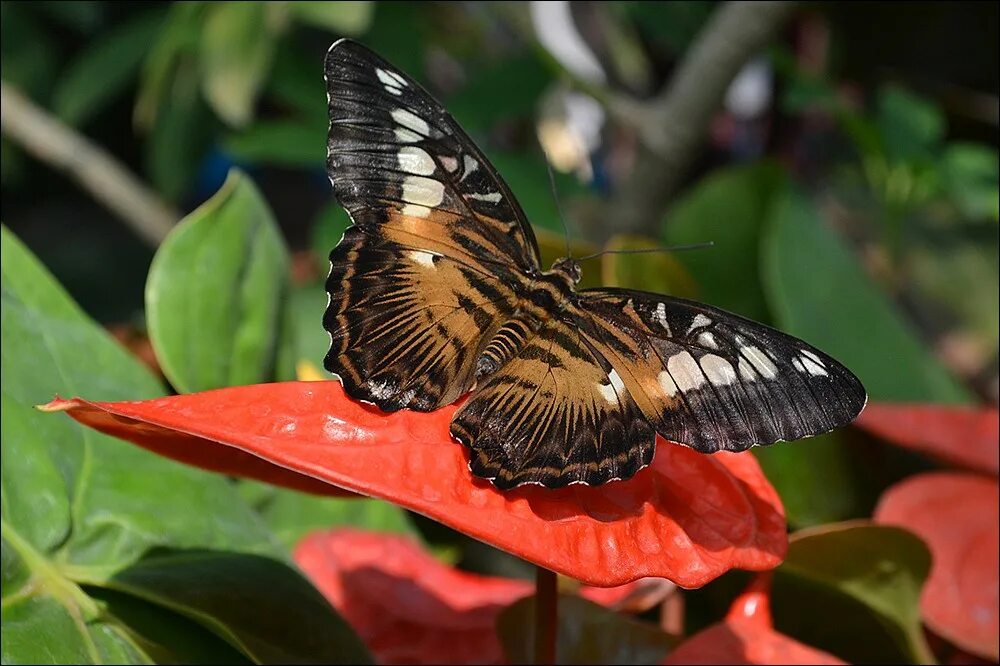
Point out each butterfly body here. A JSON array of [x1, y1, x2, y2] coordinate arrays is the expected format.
[[322, 40, 867, 490]]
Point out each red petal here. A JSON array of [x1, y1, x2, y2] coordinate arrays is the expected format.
[[855, 404, 999, 475], [294, 528, 529, 665], [665, 575, 845, 665], [42, 381, 787, 587], [875, 472, 999, 660]]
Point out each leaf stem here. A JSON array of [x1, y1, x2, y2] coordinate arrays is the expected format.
[[534, 566, 558, 665]]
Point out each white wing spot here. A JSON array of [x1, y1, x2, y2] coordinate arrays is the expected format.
[[657, 370, 679, 397], [738, 358, 757, 381], [391, 108, 430, 137], [407, 250, 437, 268], [742, 345, 778, 379], [440, 155, 459, 173], [609, 369, 626, 394], [700, 354, 737, 386], [402, 175, 444, 208], [461, 154, 479, 180], [654, 302, 671, 332], [797, 354, 828, 377], [394, 128, 422, 143], [469, 192, 502, 203], [667, 351, 706, 392], [376, 68, 404, 95], [800, 349, 826, 367], [698, 332, 719, 349], [687, 313, 713, 334], [597, 383, 618, 404], [397, 146, 435, 175], [401, 204, 431, 218]]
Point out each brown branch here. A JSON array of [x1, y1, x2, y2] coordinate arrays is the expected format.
[[1, 80, 177, 246], [607, 1, 799, 238]]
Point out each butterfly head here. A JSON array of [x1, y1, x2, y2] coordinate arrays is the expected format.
[[550, 257, 582, 285]]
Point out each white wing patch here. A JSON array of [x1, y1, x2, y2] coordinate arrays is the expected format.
[[741, 345, 778, 380], [667, 351, 706, 392]]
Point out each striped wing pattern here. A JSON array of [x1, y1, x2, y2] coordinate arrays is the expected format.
[[577, 289, 868, 453], [323, 39, 868, 490], [451, 317, 654, 490]]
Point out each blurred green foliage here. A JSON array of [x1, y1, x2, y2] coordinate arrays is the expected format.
[[1, 1, 997, 663]]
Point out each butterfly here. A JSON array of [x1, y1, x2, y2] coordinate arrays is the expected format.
[[322, 39, 868, 490]]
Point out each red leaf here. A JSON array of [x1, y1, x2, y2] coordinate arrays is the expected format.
[[855, 404, 999, 475], [875, 472, 999, 660], [295, 529, 528, 665], [42, 381, 787, 587], [664, 575, 845, 664]]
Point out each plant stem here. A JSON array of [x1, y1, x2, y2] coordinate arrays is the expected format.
[[0, 80, 178, 246], [534, 566, 558, 665]]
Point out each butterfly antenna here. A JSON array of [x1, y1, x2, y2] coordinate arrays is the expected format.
[[577, 242, 715, 262], [544, 159, 573, 259]]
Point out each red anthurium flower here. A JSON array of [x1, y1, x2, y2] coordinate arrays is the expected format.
[[663, 574, 845, 664], [875, 472, 999, 661], [42, 380, 787, 587], [855, 404, 999, 475], [293, 528, 651, 665]]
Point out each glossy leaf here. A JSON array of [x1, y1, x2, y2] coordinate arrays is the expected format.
[[146, 170, 295, 393], [0, 227, 363, 664], [102, 549, 371, 664], [772, 522, 933, 664], [762, 188, 970, 403], [856, 403, 999, 475], [664, 162, 787, 322], [43, 380, 788, 588], [199, 2, 275, 127], [498, 595, 674, 665], [875, 473, 999, 660], [664, 575, 845, 664]]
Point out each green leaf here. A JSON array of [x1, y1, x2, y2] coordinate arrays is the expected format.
[[773, 522, 933, 664], [761, 187, 971, 403], [199, 2, 276, 127], [600, 234, 699, 299], [99, 549, 371, 664], [497, 594, 674, 664], [445, 54, 553, 133], [288, 1, 374, 34], [53, 9, 165, 126], [145, 66, 214, 201], [224, 119, 326, 167], [134, 1, 205, 129], [146, 170, 296, 393], [0, 225, 291, 663], [942, 142, 1000, 221], [876, 86, 945, 163], [753, 432, 876, 528], [664, 162, 787, 322], [240, 482, 421, 551]]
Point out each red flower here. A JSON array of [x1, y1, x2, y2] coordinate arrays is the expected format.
[[42, 380, 787, 587], [663, 574, 845, 665], [293, 528, 651, 664]]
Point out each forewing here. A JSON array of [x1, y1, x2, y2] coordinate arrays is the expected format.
[[326, 227, 516, 411], [577, 289, 867, 453], [323, 39, 543, 410], [324, 38, 540, 273], [451, 317, 655, 489]]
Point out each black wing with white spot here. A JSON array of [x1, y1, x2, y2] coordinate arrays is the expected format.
[[576, 288, 867, 453], [323, 39, 539, 413], [323, 38, 540, 273]]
